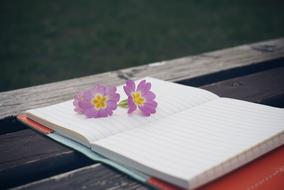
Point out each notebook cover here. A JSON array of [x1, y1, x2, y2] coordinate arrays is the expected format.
[[147, 146, 284, 190], [17, 114, 284, 190], [198, 145, 284, 190]]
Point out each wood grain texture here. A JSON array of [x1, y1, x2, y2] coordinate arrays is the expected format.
[[0, 129, 93, 189], [14, 164, 149, 190], [10, 66, 284, 190], [203, 66, 284, 106], [0, 38, 284, 119]]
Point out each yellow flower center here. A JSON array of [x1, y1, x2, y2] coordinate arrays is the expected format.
[[132, 92, 144, 106], [91, 94, 108, 109]]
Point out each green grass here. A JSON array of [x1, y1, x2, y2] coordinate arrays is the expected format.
[[0, 0, 284, 92]]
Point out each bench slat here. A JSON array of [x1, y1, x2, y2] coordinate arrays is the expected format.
[[0, 129, 93, 189], [203, 66, 284, 107], [15, 164, 148, 190], [0, 38, 284, 119], [5, 66, 284, 189]]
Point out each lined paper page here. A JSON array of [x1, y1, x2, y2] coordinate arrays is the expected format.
[[92, 98, 284, 189], [26, 77, 218, 144]]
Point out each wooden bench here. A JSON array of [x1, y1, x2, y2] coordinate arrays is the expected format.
[[0, 38, 284, 189]]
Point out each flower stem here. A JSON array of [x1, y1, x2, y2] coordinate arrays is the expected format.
[[118, 99, 128, 108]]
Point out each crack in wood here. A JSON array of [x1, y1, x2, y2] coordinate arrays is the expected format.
[[252, 44, 283, 53], [115, 71, 131, 80]]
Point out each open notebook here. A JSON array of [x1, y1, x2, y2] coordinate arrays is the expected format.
[[23, 77, 284, 190]]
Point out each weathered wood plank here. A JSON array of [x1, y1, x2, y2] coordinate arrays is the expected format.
[[0, 38, 284, 119], [203, 66, 284, 107], [14, 164, 149, 190], [10, 66, 284, 190], [0, 129, 93, 189]]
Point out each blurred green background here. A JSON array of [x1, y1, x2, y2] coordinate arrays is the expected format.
[[1, 0, 284, 92]]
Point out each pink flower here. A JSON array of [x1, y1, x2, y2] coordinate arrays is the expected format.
[[73, 85, 120, 118], [123, 80, 157, 116]]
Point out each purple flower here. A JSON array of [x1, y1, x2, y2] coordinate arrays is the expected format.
[[73, 85, 120, 118], [123, 80, 157, 116]]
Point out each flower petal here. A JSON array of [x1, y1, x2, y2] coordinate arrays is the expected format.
[[80, 90, 94, 109], [105, 86, 116, 95], [137, 80, 146, 91], [127, 97, 137, 113], [108, 92, 120, 102], [83, 90, 93, 101], [84, 108, 98, 118], [139, 106, 152, 116], [146, 101, 158, 110], [92, 85, 105, 95], [97, 109, 109, 118], [73, 91, 85, 114], [107, 100, 118, 110], [138, 80, 151, 95], [144, 91, 156, 101], [123, 80, 136, 96], [139, 100, 157, 115]]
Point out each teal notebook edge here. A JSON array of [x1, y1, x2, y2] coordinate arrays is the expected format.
[[48, 132, 149, 183]]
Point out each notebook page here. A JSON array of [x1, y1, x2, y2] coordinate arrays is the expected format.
[[92, 98, 284, 189], [26, 77, 218, 145]]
